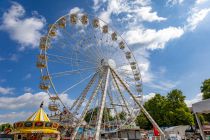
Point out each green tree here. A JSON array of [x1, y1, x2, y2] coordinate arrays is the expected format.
[[0, 123, 12, 132], [84, 107, 113, 123], [201, 79, 210, 100], [135, 113, 151, 130], [135, 90, 194, 129], [200, 78, 210, 122], [115, 111, 126, 120], [166, 89, 194, 126], [136, 94, 168, 129]]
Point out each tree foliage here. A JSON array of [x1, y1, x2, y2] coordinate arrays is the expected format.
[[200, 78, 210, 122], [84, 107, 113, 123], [201, 79, 210, 100], [0, 123, 12, 132], [135, 89, 194, 129]]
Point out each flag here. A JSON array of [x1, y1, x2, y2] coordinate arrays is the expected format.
[[153, 126, 160, 136]]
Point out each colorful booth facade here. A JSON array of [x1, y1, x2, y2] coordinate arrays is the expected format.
[[12, 105, 60, 140]]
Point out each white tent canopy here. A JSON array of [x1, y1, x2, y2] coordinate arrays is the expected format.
[[192, 98, 210, 114]]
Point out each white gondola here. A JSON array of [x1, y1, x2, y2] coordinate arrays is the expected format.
[[119, 41, 125, 49], [136, 83, 141, 87], [134, 75, 140, 81], [36, 61, 46, 68], [39, 36, 48, 50], [48, 102, 59, 112], [48, 24, 57, 37], [130, 62, 136, 65], [131, 65, 136, 70], [38, 54, 48, 60], [81, 15, 88, 25], [111, 32, 117, 41], [39, 83, 50, 90], [125, 52, 131, 59], [70, 14, 77, 24], [58, 17, 66, 28], [39, 44, 49, 50], [42, 75, 50, 80], [93, 19, 99, 28], [136, 87, 142, 92], [102, 25, 108, 33]]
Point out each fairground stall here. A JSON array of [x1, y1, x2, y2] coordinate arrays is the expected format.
[[12, 104, 60, 140]]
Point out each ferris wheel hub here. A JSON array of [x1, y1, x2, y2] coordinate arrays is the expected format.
[[100, 58, 116, 69]]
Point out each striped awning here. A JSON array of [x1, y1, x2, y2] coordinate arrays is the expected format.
[[27, 107, 50, 122]]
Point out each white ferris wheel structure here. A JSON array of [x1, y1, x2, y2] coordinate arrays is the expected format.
[[36, 12, 165, 139]]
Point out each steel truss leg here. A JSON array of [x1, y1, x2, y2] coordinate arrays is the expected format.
[[110, 68, 165, 139], [70, 73, 98, 114], [70, 73, 103, 140], [95, 68, 110, 139], [195, 113, 206, 140]]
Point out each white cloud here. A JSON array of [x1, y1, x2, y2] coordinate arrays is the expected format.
[[95, 0, 166, 24], [23, 87, 33, 93], [143, 92, 156, 103], [0, 92, 75, 123], [185, 93, 203, 107], [0, 112, 32, 123], [147, 80, 179, 91], [0, 86, 14, 95], [23, 73, 32, 80], [123, 26, 184, 50], [196, 0, 209, 4], [69, 7, 83, 14], [167, 0, 184, 5], [9, 54, 19, 61], [0, 56, 5, 61], [0, 2, 45, 50], [185, 8, 210, 31], [0, 92, 74, 110], [0, 79, 6, 83]]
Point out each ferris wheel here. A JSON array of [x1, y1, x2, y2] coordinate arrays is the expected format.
[[36, 12, 162, 139]]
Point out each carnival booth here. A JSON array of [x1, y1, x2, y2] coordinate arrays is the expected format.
[[12, 103, 60, 140]]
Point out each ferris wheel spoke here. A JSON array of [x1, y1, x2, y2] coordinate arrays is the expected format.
[[82, 23, 105, 61], [81, 27, 102, 58], [87, 25, 106, 61], [61, 72, 96, 94], [71, 74, 104, 139], [61, 27, 101, 63], [47, 53, 96, 65], [50, 67, 97, 77], [53, 30, 97, 65], [48, 43, 95, 70]]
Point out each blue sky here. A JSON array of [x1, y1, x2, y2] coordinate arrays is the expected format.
[[0, 0, 210, 123]]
